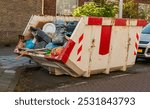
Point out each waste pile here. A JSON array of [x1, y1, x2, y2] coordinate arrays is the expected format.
[[14, 20, 78, 59]]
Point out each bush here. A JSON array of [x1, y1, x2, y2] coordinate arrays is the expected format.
[[123, 0, 138, 18], [72, 2, 118, 17]]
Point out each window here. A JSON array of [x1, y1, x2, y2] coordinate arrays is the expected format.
[[56, 0, 78, 16]]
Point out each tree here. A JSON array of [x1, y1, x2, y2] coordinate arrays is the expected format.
[[138, 4, 150, 21], [123, 0, 138, 18], [72, 1, 118, 17], [123, 0, 150, 21], [92, 0, 106, 6]]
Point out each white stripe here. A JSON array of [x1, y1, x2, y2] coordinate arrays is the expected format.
[[111, 74, 131, 78], [75, 82, 87, 86]]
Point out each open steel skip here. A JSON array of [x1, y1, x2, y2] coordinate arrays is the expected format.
[[14, 15, 147, 77]]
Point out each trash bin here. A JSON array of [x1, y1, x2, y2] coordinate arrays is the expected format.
[[15, 15, 147, 77]]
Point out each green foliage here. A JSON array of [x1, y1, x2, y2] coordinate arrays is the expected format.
[[72, 1, 118, 17], [138, 5, 150, 21], [123, 0, 138, 18], [92, 0, 106, 6], [123, 0, 150, 21]]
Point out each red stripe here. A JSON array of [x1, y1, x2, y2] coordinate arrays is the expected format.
[[136, 33, 139, 41], [135, 42, 138, 49], [59, 39, 75, 63], [77, 45, 82, 55], [88, 17, 102, 25], [77, 56, 81, 62], [115, 19, 127, 26], [99, 26, 112, 55], [137, 20, 147, 26], [78, 34, 84, 44], [134, 51, 137, 55]]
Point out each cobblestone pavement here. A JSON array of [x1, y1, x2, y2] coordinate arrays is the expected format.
[[44, 60, 150, 92], [14, 60, 150, 92], [49, 65, 150, 92], [0, 46, 36, 91]]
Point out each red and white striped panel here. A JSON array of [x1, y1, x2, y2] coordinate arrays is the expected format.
[[77, 34, 84, 62], [134, 33, 140, 55], [99, 26, 112, 55], [87, 17, 147, 26], [87, 17, 147, 56]]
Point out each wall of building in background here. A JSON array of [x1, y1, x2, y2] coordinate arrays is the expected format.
[[0, 0, 85, 45], [0, 0, 41, 45], [43, 0, 56, 15], [56, 0, 78, 16], [44, 0, 85, 15], [138, 3, 150, 21], [1, 0, 150, 45]]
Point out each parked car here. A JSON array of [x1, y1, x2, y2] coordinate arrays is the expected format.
[[137, 23, 150, 60]]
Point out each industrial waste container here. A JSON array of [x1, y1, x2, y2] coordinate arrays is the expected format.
[[14, 15, 147, 77]]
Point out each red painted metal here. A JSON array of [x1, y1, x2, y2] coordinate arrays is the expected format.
[[59, 39, 75, 63], [99, 26, 112, 55], [77, 56, 81, 62], [135, 42, 138, 49], [77, 45, 82, 55], [115, 19, 127, 26], [136, 33, 139, 41], [134, 51, 137, 55], [78, 34, 84, 44], [88, 17, 102, 25], [137, 19, 147, 26]]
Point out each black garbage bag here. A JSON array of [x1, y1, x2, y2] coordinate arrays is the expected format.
[[30, 27, 52, 48], [65, 21, 78, 37], [48, 20, 67, 46]]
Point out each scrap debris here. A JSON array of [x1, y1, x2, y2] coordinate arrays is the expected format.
[[14, 20, 78, 60]]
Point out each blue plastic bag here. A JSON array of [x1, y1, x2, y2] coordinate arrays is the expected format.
[[45, 42, 59, 49], [25, 39, 35, 49]]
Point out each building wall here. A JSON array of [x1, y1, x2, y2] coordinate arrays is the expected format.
[[0, 0, 85, 45], [44, 0, 85, 15], [44, 0, 56, 15], [79, 0, 85, 6], [0, 0, 41, 45]]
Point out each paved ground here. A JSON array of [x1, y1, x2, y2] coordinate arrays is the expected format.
[[14, 61, 150, 92], [0, 46, 150, 92], [0, 45, 36, 91], [49, 63, 150, 92]]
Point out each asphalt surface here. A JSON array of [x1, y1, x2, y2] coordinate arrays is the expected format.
[[0, 45, 150, 92], [14, 60, 150, 92], [0, 45, 36, 91]]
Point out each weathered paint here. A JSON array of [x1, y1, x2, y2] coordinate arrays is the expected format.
[[17, 16, 147, 77], [99, 26, 112, 55]]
